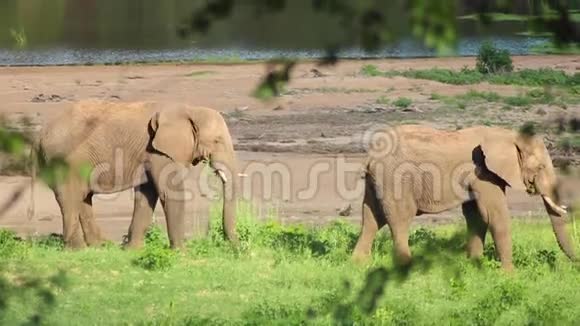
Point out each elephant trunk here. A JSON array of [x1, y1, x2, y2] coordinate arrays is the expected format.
[[210, 147, 240, 247], [535, 150, 577, 262], [541, 192, 577, 262]]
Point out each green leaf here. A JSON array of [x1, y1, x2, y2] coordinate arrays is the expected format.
[[77, 163, 93, 182], [39, 157, 69, 188]]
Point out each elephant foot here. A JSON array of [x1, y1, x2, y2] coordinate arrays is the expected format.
[[64, 239, 87, 250], [393, 253, 413, 270], [84, 235, 108, 247], [499, 261, 515, 273], [351, 251, 372, 265], [123, 240, 144, 250]]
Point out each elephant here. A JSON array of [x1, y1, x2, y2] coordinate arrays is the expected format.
[[28, 99, 240, 250], [352, 124, 576, 271]]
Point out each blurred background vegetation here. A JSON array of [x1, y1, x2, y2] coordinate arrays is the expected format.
[[0, 0, 578, 65]]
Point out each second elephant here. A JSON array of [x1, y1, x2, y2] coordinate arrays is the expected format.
[[353, 124, 576, 271], [30, 99, 240, 249]]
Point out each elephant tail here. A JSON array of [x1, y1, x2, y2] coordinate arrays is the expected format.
[[27, 139, 39, 221]]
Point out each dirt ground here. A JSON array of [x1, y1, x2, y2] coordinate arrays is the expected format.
[[0, 55, 579, 242]]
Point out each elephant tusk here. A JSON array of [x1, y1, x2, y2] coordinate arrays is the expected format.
[[215, 169, 228, 183], [542, 195, 568, 216]]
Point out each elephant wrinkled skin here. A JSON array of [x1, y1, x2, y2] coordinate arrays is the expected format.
[[29, 99, 240, 249], [352, 124, 577, 271]]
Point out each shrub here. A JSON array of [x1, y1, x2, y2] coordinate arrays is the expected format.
[[459, 90, 501, 102], [476, 41, 513, 74], [0, 229, 28, 259], [483, 241, 560, 269], [468, 280, 525, 325], [133, 246, 176, 271], [31, 233, 65, 250], [143, 223, 168, 248], [557, 135, 580, 153], [503, 95, 531, 107], [408, 227, 437, 246], [429, 93, 445, 100], [393, 97, 412, 108], [519, 121, 538, 136], [360, 64, 382, 77], [526, 88, 555, 103], [132, 224, 176, 271]]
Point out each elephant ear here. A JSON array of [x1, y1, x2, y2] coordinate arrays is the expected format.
[[480, 136, 526, 191], [149, 111, 195, 163]]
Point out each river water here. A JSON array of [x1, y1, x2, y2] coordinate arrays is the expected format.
[[0, 0, 561, 66]]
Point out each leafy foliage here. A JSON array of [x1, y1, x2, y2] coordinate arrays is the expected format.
[[0, 267, 67, 325], [476, 41, 514, 74], [132, 224, 176, 271], [0, 229, 28, 259], [393, 97, 412, 108]]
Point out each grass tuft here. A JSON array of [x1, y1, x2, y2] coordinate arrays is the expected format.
[[393, 97, 412, 108]]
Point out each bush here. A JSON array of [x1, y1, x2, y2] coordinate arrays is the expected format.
[[133, 246, 176, 271], [360, 64, 382, 77], [132, 224, 176, 271], [459, 90, 501, 102], [408, 227, 437, 246], [393, 97, 412, 108], [503, 95, 532, 107], [468, 280, 525, 325], [30, 233, 65, 250], [476, 41, 513, 74], [0, 229, 28, 259], [557, 135, 580, 153]]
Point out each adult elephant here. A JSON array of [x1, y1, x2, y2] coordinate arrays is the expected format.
[[29, 99, 240, 250], [352, 124, 576, 271]]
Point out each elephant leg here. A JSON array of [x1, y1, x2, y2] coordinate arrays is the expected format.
[[125, 180, 159, 249], [387, 196, 416, 267], [148, 156, 186, 249], [79, 193, 106, 246], [473, 184, 513, 271], [487, 209, 513, 271], [353, 186, 386, 262], [388, 217, 413, 267], [462, 200, 488, 260], [53, 185, 86, 249]]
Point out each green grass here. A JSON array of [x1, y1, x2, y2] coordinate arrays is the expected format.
[[393, 97, 412, 108], [1, 201, 579, 325], [285, 87, 379, 95], [429, 87, 577, 110], [360, 65, 580, 88], [458, 13, 530, 21], [457, 12, 580, 23], [186, 70, 216, 78], [558, 134, 580, 152]]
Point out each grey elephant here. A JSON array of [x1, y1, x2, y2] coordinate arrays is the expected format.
[[352, 124, 576, 271], [29, 99, 240, 249]]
